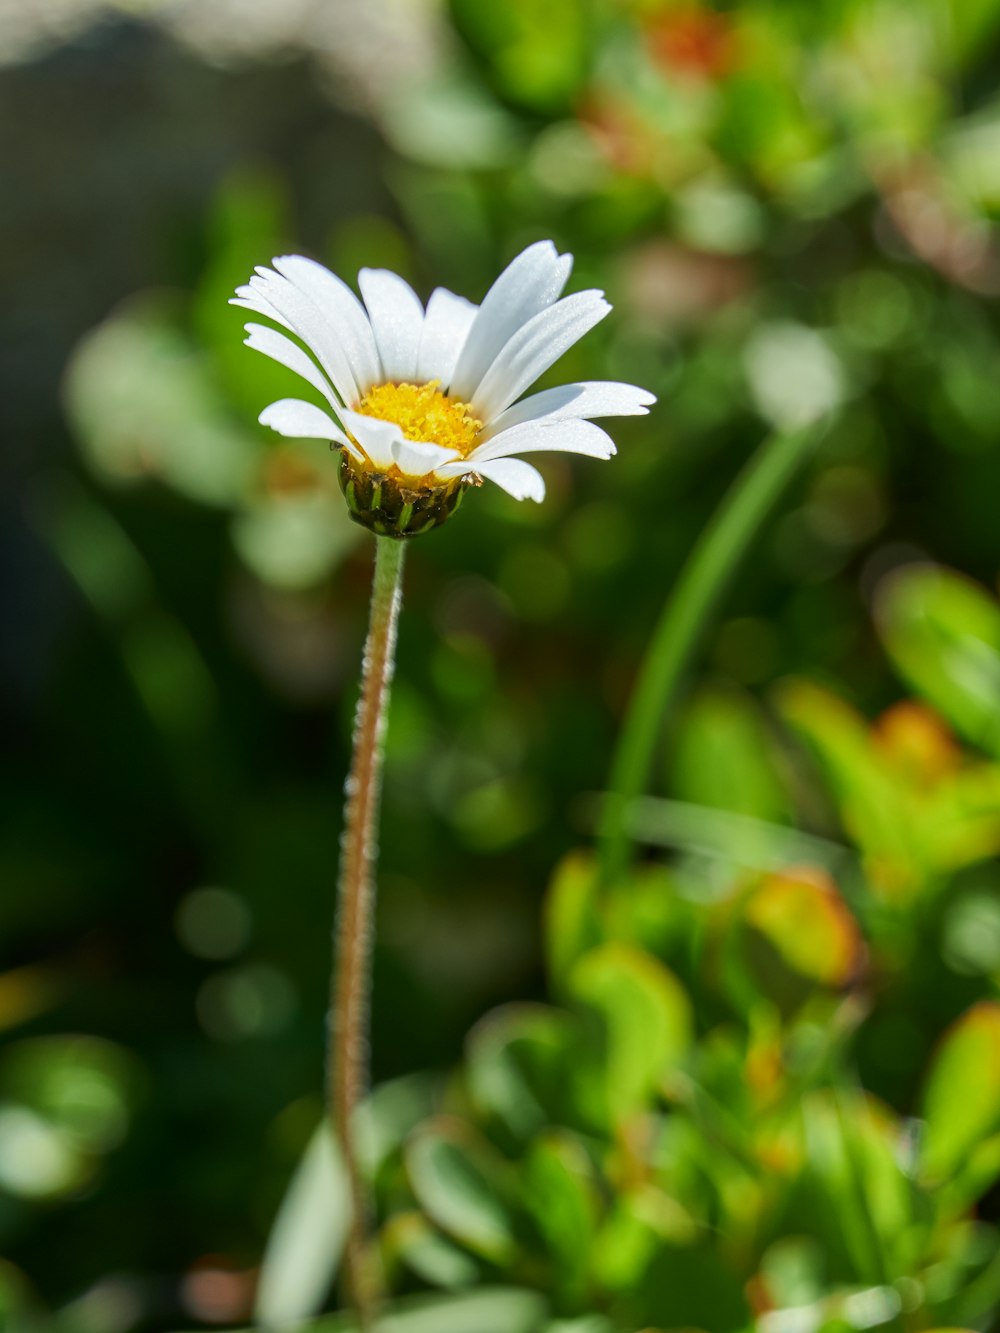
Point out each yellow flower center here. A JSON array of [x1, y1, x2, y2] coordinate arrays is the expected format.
[[355, 381, 482, 462]]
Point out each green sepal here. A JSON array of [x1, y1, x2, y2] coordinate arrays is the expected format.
[[338, 451, 470, 539]]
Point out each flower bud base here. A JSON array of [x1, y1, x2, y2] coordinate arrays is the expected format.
[[338, 452, 468, 539]]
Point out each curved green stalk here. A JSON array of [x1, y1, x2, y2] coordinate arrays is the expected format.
[[598, 424, 822, 886]]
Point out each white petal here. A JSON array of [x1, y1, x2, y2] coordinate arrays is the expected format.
[[448, 241, 572, 402], [244, 324, 341, 413], [467, 419, 617, 464], [481, 380, 656, 439], [358, 269, 425, 385], [271, 255, 383, 396], [230, 291, 295, 334], [392, 437, 462, 477], [471, 291, 612, 423], [336, 406, 401, 469], [336, 407, 458, 476], [416, 288, 478, 387], [248, 270, 359, 404], [259, 399, 347, 442], [462, 457, 547, 502]]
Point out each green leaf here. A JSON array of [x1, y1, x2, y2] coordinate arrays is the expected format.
[[407, 1122, 518, 1263], [798, 1088, 921, 1284], [876, 566, 1000, 758], [947, 103, 1000, 207], [740, 869, 863, 1005], [800, 1093, 901, 1290], [466, 1004, 582, 1143], [940, 0, 1000, 66], [593, 1182, 698, 1293], [208, 1287, 549, 1333], [355, 1073, 441, 1180], [254, 1123, 350, 1329], [920, 1002, 1000, 1182], [623, 796, 848, 876], [449, 0, 593, 114], [381, 1212, 480, 1290], [670, 687, 791, 822], [358, 1288, 546, 1333], [522, 1131, 599, 1300], [543, 853, 602, 996], [836, 1088, 923, 1280], [920, 763, 1000, 877], [568, 944, 692, 1126], [938, 1133, 1000, 1221], [599, 861, 695, 963], [777, 679, 922, 896], [544, 1320, 616, 1333]]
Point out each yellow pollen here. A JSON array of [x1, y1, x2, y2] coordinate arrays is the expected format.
[[355, 381, 482, 461]]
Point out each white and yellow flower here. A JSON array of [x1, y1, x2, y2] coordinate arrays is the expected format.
[[233, 241, 654, 536]]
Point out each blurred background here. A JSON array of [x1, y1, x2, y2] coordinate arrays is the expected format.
[[5, 1, 1000, 1330]]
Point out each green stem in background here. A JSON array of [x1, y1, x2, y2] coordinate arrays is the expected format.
[[597, 424, 822, 887], [330, 534, 406, 1330]]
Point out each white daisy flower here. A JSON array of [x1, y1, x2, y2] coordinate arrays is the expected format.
[[232, 240, 655, 536]]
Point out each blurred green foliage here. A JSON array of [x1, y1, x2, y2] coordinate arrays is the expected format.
[[7, 0, 1000, 1329], [332, 564, 1000, 1333]]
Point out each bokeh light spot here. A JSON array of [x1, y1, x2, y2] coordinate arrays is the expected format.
[[176, 887, 252, 961]]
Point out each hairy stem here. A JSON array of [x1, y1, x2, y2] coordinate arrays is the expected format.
[[330, 534, 406, 1329], [598, 424, 821, 887]]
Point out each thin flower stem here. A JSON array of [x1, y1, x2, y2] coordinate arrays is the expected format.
[[597, 423, 822, 888], [330, 534, 406, 1330]]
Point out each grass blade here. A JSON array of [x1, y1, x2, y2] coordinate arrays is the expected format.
[[598, 425, 822, 885]]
